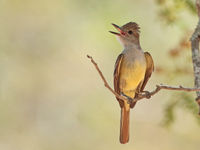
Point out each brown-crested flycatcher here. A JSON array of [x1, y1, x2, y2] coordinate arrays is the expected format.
[[109, 22, 154, 144]]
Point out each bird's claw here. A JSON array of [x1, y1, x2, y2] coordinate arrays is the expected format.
[[141, 91, 151, 99], [121, 93, 133, 104], [127, 97, 133, 104]]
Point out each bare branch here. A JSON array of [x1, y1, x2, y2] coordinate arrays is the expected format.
[[87, 55, 200, 105], [87, 55, 129, 103], [196, 0, 200, 17], [190, 0, 200, 114]]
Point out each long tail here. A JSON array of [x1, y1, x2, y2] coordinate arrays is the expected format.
[[120, 105, 130, 144]]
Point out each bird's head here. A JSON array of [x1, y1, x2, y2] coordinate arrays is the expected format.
[[109, 22, 140, 47]]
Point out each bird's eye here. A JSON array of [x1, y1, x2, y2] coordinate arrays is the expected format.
[[128, 30, 133, 34]]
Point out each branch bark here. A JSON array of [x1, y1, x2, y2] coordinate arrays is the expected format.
[[87, 55, 200, 105], [87, 0, 200, 114], [190, 0, 200, 114]]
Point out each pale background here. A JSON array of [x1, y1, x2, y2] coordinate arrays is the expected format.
[[0, 0, 199, 150]]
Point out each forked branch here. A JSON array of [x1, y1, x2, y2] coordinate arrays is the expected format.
[[87, 55, 200, 104]]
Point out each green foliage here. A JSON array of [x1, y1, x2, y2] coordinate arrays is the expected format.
[[162, 96, 178, 127], [185, 0, 197, 14], [162, 92, 200, 127], [156, 0, 196, 24], [180, 93, 200, 125], [155, 0, 200, 127]]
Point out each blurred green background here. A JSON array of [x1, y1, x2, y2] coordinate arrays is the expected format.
[[0, 0, 200, 149]]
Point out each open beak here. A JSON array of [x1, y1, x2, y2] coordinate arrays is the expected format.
[[109, 23, 125, 36]]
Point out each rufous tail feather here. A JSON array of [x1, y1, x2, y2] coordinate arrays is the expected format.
[[120, 105, 130, 144]]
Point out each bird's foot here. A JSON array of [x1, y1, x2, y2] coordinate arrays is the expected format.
[[141, 91, 151, 99], [121, 93, 133, 104]]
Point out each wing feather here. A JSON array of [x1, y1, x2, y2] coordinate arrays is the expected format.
[[140, 52, 154, 91], [114, 54, 124, 107]]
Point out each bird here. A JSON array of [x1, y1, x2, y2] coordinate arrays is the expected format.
[[109, 22, 154, 144]]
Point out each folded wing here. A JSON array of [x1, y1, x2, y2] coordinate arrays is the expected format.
[[114, 54, 124, 107], [140, 52, 154, 91]]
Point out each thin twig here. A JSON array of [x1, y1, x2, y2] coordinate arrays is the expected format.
[[87, 55, 128, 103], [87, 55, 200, 104]]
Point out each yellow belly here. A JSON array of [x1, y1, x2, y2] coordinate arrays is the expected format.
[[119, 60, 146, 98]]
